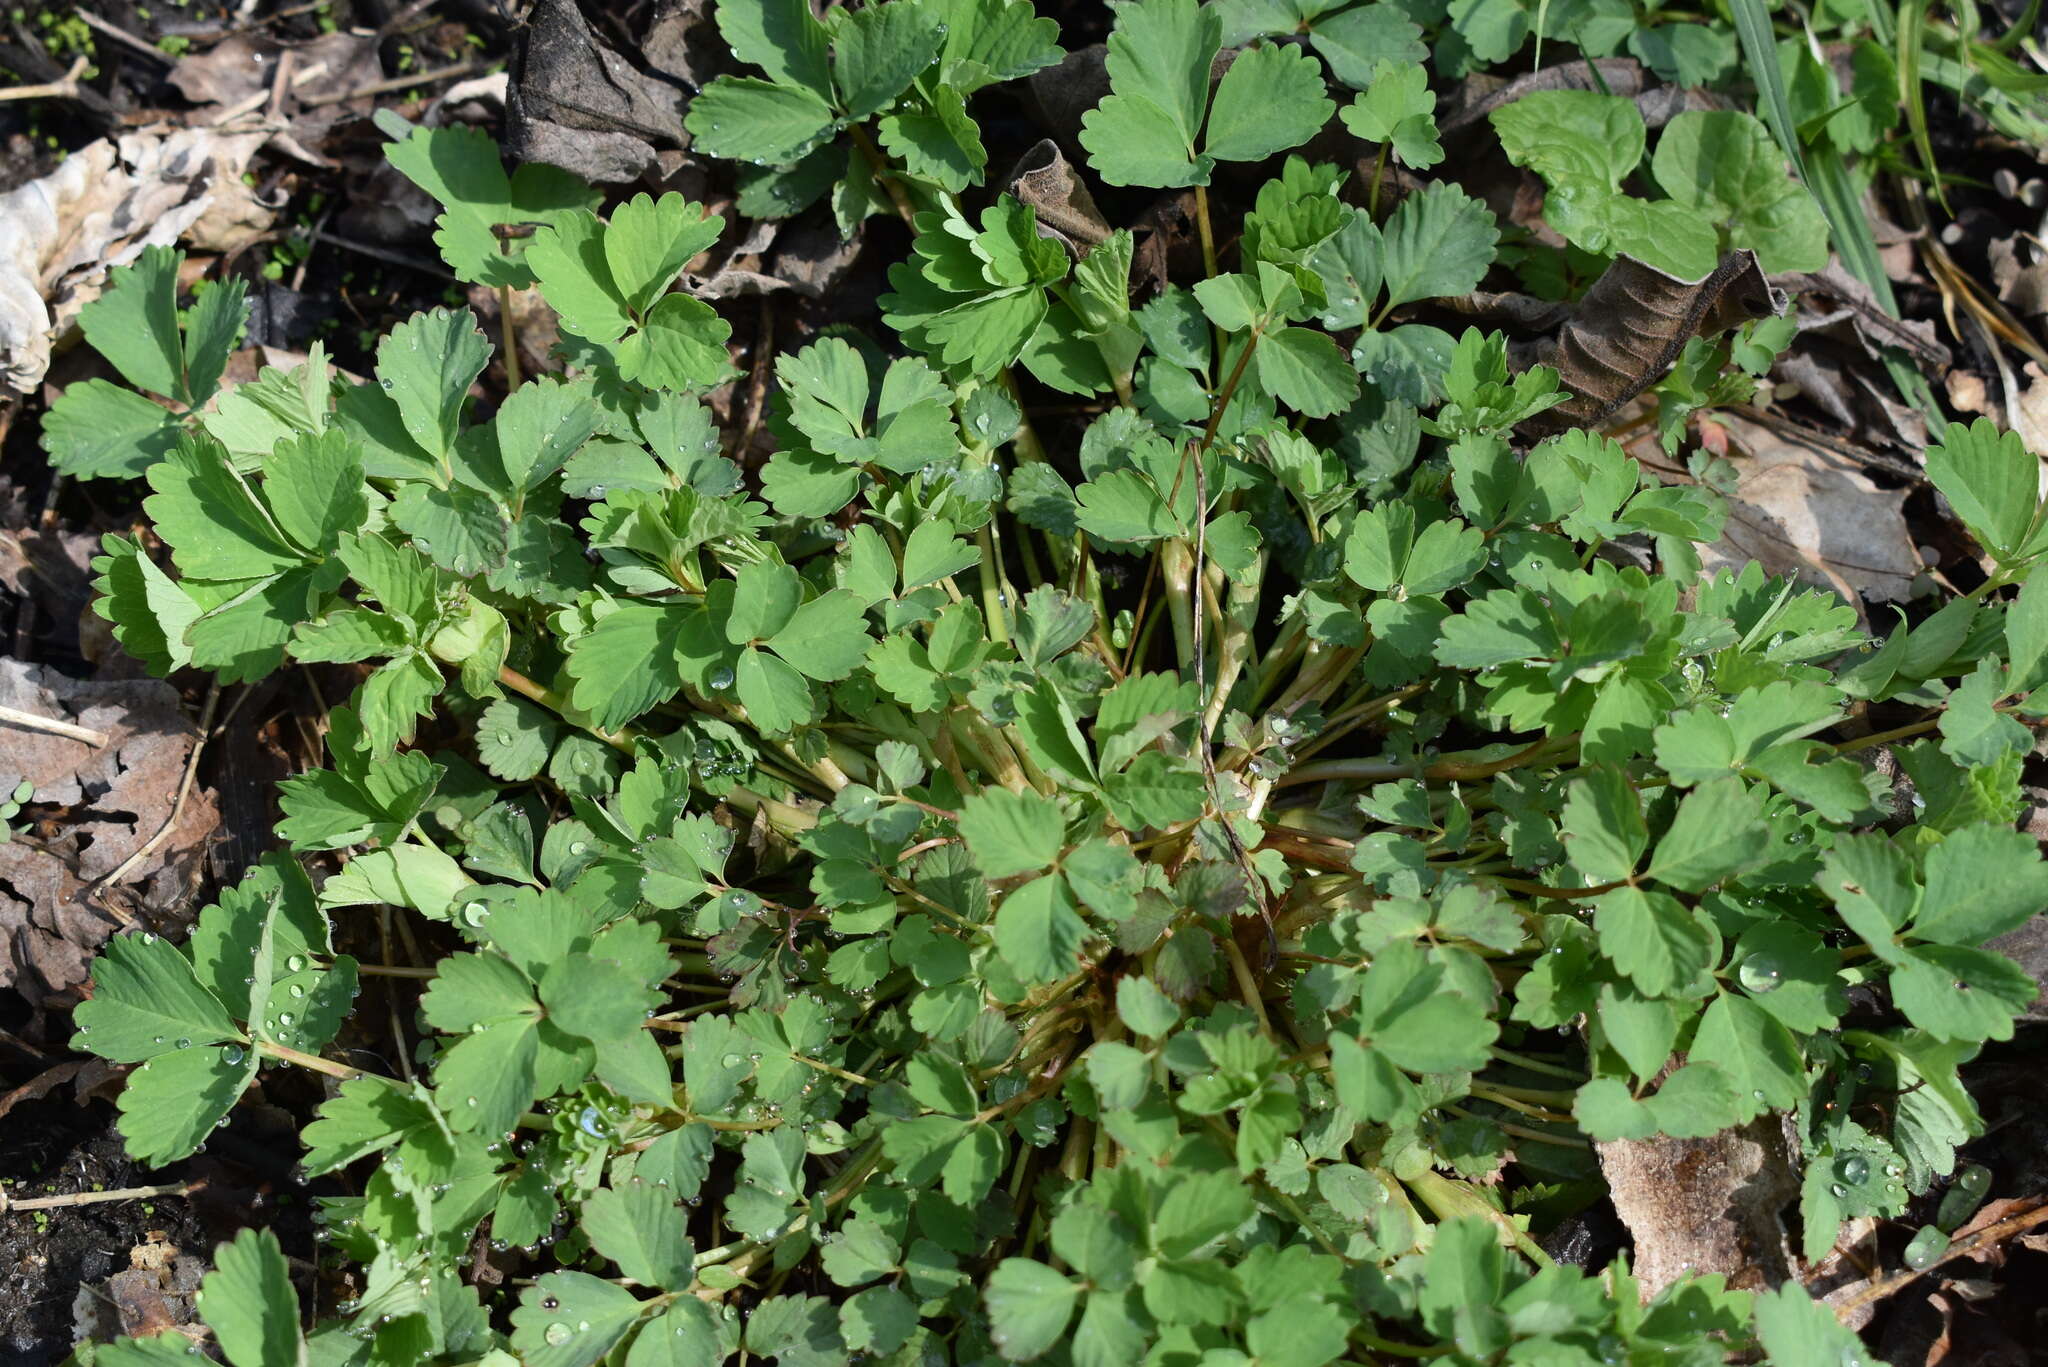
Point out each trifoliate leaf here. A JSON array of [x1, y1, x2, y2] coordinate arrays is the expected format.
[[1340, 61, 1442, 167]]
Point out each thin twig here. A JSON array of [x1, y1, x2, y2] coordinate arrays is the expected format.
[[0, 703, 108, 749], [91, 683, 222, 896], [1831, 1200, 2048, 1315], [76, 10, 173, 62], [299, 58, 487, 108], [1, 1180, 200, 1215], [206, 58, 329, 125], [0, 56, 89, 103]]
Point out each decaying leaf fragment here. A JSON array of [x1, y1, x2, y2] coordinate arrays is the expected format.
[[1518, 250, 1784, 438], [1597, 1115, 1801, 1298], [0, 128, 273, 394], [1700, 411, 1923, 603]]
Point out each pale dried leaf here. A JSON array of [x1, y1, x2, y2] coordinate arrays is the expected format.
[[1596, 1114, 1800, 1299], [1698, 412, 1923, 603], [0, 128, 272, 393]]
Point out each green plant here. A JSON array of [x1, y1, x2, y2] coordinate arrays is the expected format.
[[44, 2, 2048, 1365], [1, 778, 30, 841]]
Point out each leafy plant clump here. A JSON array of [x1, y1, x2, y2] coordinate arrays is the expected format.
[[43, 1, 2048, 1364]]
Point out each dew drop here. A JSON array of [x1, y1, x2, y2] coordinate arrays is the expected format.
[[285, 954, 308, 973], [1902, 1224, 1945, 1270], [1737, 953, 1784, 994], [1834, 1154, 1869, 1186], [544, 1322, 572, 1346], [175, 1037, 191, 1049]]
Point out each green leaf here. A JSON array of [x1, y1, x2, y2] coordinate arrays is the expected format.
[[1645, 778, 1770, 891], [1116, 975, 1181, 1037], [736, 647, 816, 733], [380, 308, 490, 460], [685, 78, 840, 165], [1203, 40, 1335, 164], [1378, 183, 1499, 309], [145, 433, 303, 581], [994, 874, 1089, 983], [263, 429, 368, 554], [115, 1043, 257, 1166], [568, 603, 687, 731], [78, 245, 184, 399], [73, 931, 240, 1062], [1915, 824, 2048, 945], [541, 953, 660, 1041], [196, 1229, 304, 1367], [91, 535, 200, 675], [1651, 111, 1830, 273], [584, 1176, 695, 1291], [985, 1259, 1083, 1361], [959, 788, 1066, 876], [617, 293, 736, 391], [1340, 61, 1442, 167], [1307, 4, 1427, 88], [1594, 886, 1717, 997], [721, 0, 831, 93], [1689, 993, 1806, 1115], [435, 1016, 540, 1135], [605, 192, 724, 317], [379, 119, 598, 286], [511, 1271, 644, 1367], [1752, 1283, 1880, 1367], [1925, 419, 2048, 565], [41, 379, 180, 479], [1559, 766, 1646, 883], [835, 1, 946, 118], [1256, 326, 1359, 418], [182, 274, 248, 409], [766, 590, 873, 680], [1079, 0, 1219, 187]]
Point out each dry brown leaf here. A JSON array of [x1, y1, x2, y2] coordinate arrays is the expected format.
[[1004, 139, 1112, 252], [0, 663, 218, 1010], [508, 0, 690, 185], [0, 128, 273, 394], [1596, 1114, 1801, 1298], [1518, 251, 1784, 438], [165, 30, 382, 117], [1698, 412, 1923, 604]]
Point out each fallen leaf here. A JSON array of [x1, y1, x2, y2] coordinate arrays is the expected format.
[[1596, 1113, 1801, 1298], [1519, 251, 1784, 438], [508, 0, 689, 185], [0, 128, 273, 394], [1698, 411, 1924, 604], [0, 662, 219, 1011]]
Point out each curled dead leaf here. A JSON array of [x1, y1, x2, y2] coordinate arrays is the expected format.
[[0, 128, 273, 393], [1518, 250, 1785, 438]]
